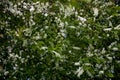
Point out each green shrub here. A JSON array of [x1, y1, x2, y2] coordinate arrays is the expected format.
[[0, 0, 120, 79]]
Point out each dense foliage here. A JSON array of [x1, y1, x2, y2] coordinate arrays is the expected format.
[[0, 0, 120, 80]]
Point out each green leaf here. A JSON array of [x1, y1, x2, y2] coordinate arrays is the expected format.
[[106, 72, 114, 78]]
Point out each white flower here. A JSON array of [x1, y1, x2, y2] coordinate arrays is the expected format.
[[52, 51, 61, 58], [68, 50, 71, 53], [101, 48, 106, 54], [4, 71, 9, 76], [114, 24, 120, 30], [108, 41, 117, 48], [93, 8, 99, 16], [75, 11, 78, 15], [78, 16, 87, 23], [9, 53, 15, 58], [13, 66, 17, 70], [61, 33, 67, 38], [74, 62, 80, 66], [15, 54, 19, 58], [72, 46, 81, 50], [21, 58, 25, 63], [34, 32, 41, 40], [65, 21, 68, 26], [107, 57, 113, 61], [44, 13, 48, 16], [107, 34, 110, 37], [41, 47, 48, 50], [69, 26, 76, 29], [30, 6, 35, 12], [45, 2, 49, 6], [112, 47, 118, 51], [87, 52, 93, 57], [103, 28, 112, 31], [84, 63, 91, 66], [43, 34, 47, 38], [18, 2, 21, 6], [64, 5, 74, 17], [14, 4, 17, 8], [96, 64, 102, 69], [9, 8, 15, 13], [15, 31, 19, 36], [60, 29, 66, 33], [23, 5, 27, 9], [45, 26, 49, 29], [99, 71, 104, 74], [16, 11, 22, 16], [75, 67, 84, 77], [59, 22, 64, 27]]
